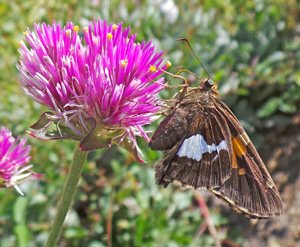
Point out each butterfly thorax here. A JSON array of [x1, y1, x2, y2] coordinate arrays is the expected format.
[[178, 83, 219, 108]]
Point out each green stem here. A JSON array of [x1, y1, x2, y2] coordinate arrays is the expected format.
[[46, 142, 88, 247]]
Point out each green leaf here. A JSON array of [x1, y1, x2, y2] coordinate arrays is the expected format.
[[64, 227, 89, 239], [278, 100, 297, 114], [257, 98, 280, 118], [88, 241, 107, 247], [236, 88, 249, 96]]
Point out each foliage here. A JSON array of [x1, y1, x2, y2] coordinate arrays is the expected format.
[[0, 0, 299, 246]]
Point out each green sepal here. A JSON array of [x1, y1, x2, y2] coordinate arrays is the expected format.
[[80, 122, 124, 151], [112, 135, 145, 163], [28, 112, 95, 141]]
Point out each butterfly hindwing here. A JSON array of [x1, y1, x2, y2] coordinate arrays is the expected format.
[[153, 104, 233, 190], [211, 100, 283, 218]]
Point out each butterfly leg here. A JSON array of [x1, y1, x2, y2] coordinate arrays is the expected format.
[[146, 70, 189, 89]]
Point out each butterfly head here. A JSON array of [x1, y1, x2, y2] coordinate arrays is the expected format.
[[204, 79, 214, 89], [197, 78, 219, 98], [200, 78, 215, 90]]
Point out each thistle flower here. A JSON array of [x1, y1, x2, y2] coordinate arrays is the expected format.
[[0, 126, 42, 195], [17, 19, 170, 161]]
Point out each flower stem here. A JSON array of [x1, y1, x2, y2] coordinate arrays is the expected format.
[[46, 142, 88, 247]]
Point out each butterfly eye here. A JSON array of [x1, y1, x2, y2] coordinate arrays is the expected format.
[[204, 79, 214, 89]]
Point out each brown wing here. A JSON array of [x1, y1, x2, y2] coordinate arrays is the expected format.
[[211, 100, 283, 218], [153, 104, 233, 190], [149, 107, 189, 151]]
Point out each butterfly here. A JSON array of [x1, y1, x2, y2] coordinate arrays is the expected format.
[[149, 73, 283, 219]]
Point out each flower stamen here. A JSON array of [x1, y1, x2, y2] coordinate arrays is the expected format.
[[121, 59, 128, 67], [149, 65, 157, 72], [66, 29, 72, 36], [107, 33, 113, 40]]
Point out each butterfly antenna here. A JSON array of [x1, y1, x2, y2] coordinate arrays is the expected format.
[[177, 38, 211, 79]]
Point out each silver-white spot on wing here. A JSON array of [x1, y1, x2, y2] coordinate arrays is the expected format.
[[177, 134, 228, 161]]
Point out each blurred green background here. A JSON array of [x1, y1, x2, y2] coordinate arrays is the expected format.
[[1, 0, 300, 246]]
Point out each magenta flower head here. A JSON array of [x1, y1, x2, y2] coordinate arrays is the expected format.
[[17, 19, 170, 161], [0, 126, 42, 195]]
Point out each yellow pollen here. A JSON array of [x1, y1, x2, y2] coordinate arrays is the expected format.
[[127, 38, 129, 42], [107, 33, 113, 39], [150, 65, 157, 72], [131, 80, 138, 86], [121, 59, 128, 67], [137, 42, 140, 45], [73, 26, 80, 32], [113, 24, 118, 30], [83, 27, 88, 32], [66, 29, 72, 36], [166, 61, 172, 67], [23, 31, 29, 36], [93, 37, 98, 44]]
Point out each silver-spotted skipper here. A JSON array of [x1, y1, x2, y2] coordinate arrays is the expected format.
[[149, 40, 283, 219]]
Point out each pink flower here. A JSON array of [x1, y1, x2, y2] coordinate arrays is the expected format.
[[0, 126, 42, 195], [18, 21, 82, 113], [17, 19, 170, 161]]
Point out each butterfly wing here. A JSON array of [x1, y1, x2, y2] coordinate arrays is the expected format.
[[210, 100, 283, 218], [150, 90, 283, 218], [151, 103, 233, 190], [149, 107, 189, 151]]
